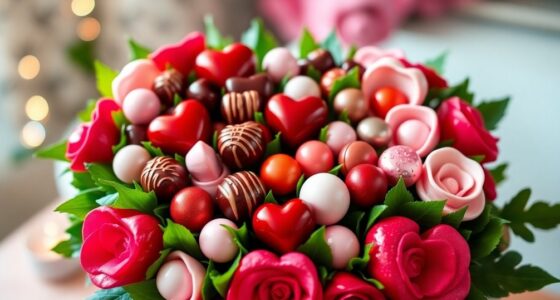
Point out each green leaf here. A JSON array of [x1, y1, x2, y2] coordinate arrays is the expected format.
[[338, 110, 351, 124], [94, 60, 118, 98], [66, 40, 95, 73], [399, 200, 446, 228], [204, 15, 233, 50], [476, 97, 510, 131], [52, 221, 83, 258], [467, 285, 488, 300], [35, 139, 68, 162], [128, 38, 152, 61], [173, 94, 182, 106], [305, 65, 322, 82], [78, 99, 97, 122], [339, 210, 365, 237], [442, 206, 468, 228], [86, 163, 121, 192], [153, 204, 170, 225], [254, 111, 265, 125], [365, 204, 388, 233], [320, 31, 343, 65], [381, 178, 414, 217], [174, 153, 185, 167], [222, 223, 250, 254], [142, 141, 165, 157], [146, 249, 171, 280], [113, 125, 128, 154], [318, 126, 328, 142], [328, 67, 360, 102], [296, 175, 305, 197], [71, 171, 96, 191], [100, 180, 157, 213], [489, 163, 508, 186], [202, 264, 219, 300], [208, 251, 243, 297], [212, 130, 219, 151], [328, 164, 342, 176], [124, 280, 164, 300], [95, 193, 118, 206], [55, 187, 103, 219], [241, 18, 278, 70], [426, 78, 474, 108], [265, 132, 282, 157], [87, 287, 131, 300], [347, 243, 372, 272], [163, 219, 203, 259], [470, 154, 486, 163], [462, 204, 492, 234], [470, 251, 559, 297], [298, 28, 319, 58], [424, 51, 448, 74], [297, 226, 333, 267], [469, 217, 509, 259], [264, 190, 279, 204], [346, 44, 357, 60]]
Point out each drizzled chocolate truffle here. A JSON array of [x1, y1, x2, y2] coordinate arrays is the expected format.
[[218, 121, 265, 170], [216, 171, 266, 222], [153, 69, 185, 106], [140, 156, 189, 201], [221, 91, 261, 124]]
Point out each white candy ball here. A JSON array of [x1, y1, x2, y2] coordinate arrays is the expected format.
[[156, 260, 192, 300], [325, 225, 360, 269], [283, 76, 321, 100], [199, 218, 239, 263], [112, 145, 151, 184], [299, 173, 350, 225], [122, 88, 161, 125], [263, 47, 299, 83]]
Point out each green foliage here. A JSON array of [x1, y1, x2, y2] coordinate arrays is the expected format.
[[141, 141, 165, 157], [163, 219, 204, 259], [328, 67, 361, 102], [476, 97, 510, 131], [320, 31, 343, 65], [51, 220, 83, 258], [318, 125, 328, 142], [364, 205, 388, 234], [469, 217, 508, 259], [264, 190, 279, 204], [424, 51, 448, 74], [85, 163, 121, 193], [265, 132, 282, 157], [241, 18, 278, 70], [124, 280, 164, 300], [128, 38, 152, 61], [328, 164, 342, 176], [112, 125, 128, 154], [35, 139, 68, 162], [203, 252, 243, 299], [426, 78, 475, 108], [94, 60, 118, 98], [204, 15, 233, 50], [99, 180, 157, 213], [296, 175, 305, 197], [298, 28, 319, 58], [55, 187, 103, 219], [442, 206, 468, 228], [297, 226, 333, 268], [254, 111, 265, 125], [146, 249, 171, 280], [305, 65, 322, 82], [347, 243, 372, 272], [489, 163, 508, 186], [222, 223, 250, 254]]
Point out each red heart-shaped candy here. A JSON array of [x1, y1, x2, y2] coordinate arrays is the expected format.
[[147, 100, 211, 154], [265, 94, 328, 148], [195, 43, 256, 86], [149, 32, 205, 75], [252, 199, 315, 253]]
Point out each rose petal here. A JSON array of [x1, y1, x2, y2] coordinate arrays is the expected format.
[[164, 251, 206, 300], [354, 46, 405, 67]]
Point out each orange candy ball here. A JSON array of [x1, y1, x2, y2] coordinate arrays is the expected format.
[[370, 87, 408, 118], [260, 154, 303, 196]]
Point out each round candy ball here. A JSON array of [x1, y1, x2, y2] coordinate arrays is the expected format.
[[171, 187, 214, 232], [156, 260, 192, 300], [296, 141, 334, 177], [260, 154, 303, 196], [345, 164, 388, 207], [325, 121, 357, 155], [299, 173, 350, 225], [370, 86, 408, 118], [357, 117, 391, 147], [333, 88, 368, 123], [378, 145, 422, 186], [112, 145, 151, 184], [199, 218, 239, 263], [320, 68, 345, 96], [325, 225, 360, 269], [338, 141, 378, 175], [283, 76, 320, 100], [122, 88, 161, 125], [262, 47, 299, 83]]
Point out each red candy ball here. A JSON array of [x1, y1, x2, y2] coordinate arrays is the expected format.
[[170, 187, 214, 232], [345, 164, 388, 207], [260, 154, 302, 196], [338, 141, 378, 175], [370, 86, 408, 118], [295, 141, 334, 177]]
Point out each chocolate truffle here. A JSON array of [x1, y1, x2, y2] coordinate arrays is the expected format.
[[306, 49, 335, 73], [186, 78, 221, 113], [218, 121, 265, 170], [153, 69, 185, 106], [225, 74, 275, 100], [216, 171, 266, 222], [221, 91, 261, 124], [126, 124, 147, 145], [141, 156, 190, 201], [341, 60, 365, 79]]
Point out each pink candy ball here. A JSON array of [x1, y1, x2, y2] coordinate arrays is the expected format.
[[325, 121, 357, 155], [396, 119, 430, 150], [299, 173, 350, 225], [112, 145, 151, 184], [156, 260, 193, 300], [378, 145, 423, 186], [263, 47, 299, 83], [199, 218, 239, 263], [283, 76, 321, 100], [296, 141, 334, 176], [122, 88, 161, 125], [325, 225, 360, 269]]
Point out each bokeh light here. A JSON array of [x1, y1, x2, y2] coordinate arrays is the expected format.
[[25, 95, 49, 121], [71, 0, 95, 17], [18, 55, 40, 80], [77, 17, 101, 41], [20, 121, 46, 148]]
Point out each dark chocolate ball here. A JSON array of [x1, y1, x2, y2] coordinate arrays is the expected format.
[[306, 49, 335, 73], [218, 121, 265, 170], [216, 171, 266, 222], [126, 124, 147, 145], [221, 91, 261, 124], [153, 69, 185, 106], [186, 78, 221, 113], [341, 60, 365, 79], [225, 74, 275, 101], [140, 156, 190, 201]]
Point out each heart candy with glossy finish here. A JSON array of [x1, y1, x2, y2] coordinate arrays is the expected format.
[[265, 94, 328, 148], [149, 32, 206, 75], [225, 74, 275, 100], [147, 100, 211, 154], [195, 43, 256, 86], [252, 199, 315, 254]]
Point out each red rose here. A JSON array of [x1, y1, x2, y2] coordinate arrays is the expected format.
[[324, 272, 385, 300], [366, 216, 470, 300], [437, 97, 499, 163], [66, 99, 120, 172], [81, 207, 163, 288], [400, 59, 448, 89], [483, 167, 497, 201]]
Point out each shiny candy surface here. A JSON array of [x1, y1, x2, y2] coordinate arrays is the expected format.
[[218, 121, 265, 170], [112, 59, 160, 105], [112, 145, 151, 184], [299, 173, 350, 225], [215, 171, 266, 222], [295, 140, 334, 176], [333, 88, 368, 123], [156, 260, 192, 300], [220, 91, 261, 125], [260, 154, 303, 196], [325, 225, 360, 269], [356, 116, 391, 147], [283, 76, 321, 100], [122, 88, 161, 125], [194, 43, 256, 86], [378, 145, 422, 186], [186, 78, 221, 113], [141, 156, 189, 201], [325, 121, 357, 155], [345, 164, 388, 207], [125, 124, 147, 145], [306, 48, 335, 73], [338, 141, 378, 175], [153, 69, 185, 107], [320, 68, 346, 96], [171, 187, 214, 232], [199, 218, 239, 263], [225, 74, 275, 100], [371, 86, 408, 118], [262, 47, 299, 82]]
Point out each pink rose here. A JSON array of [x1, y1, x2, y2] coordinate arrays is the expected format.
[[81, 207, 163, 288], [416, 0, 477, 18], [400, 59, 448, 89], [354, 46, 405, 68], [483, 167, 497, 201], [438, 97, 499, 163], [66, 99, 120, 172], [366, 216, 470, 300], [385, 104, 440, 157], [417, 147, 486, 220], [324, 272, 385, 300], [227, 250, 322, 300]]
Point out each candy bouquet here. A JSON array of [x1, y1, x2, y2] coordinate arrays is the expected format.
[[37, 18, 560, 300]]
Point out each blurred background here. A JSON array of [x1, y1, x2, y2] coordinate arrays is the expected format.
[[0, 0, 559, 294]]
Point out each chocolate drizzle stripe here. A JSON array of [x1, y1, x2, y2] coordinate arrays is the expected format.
[[231, 172, 256, 213], [218, 176, 240, 220]]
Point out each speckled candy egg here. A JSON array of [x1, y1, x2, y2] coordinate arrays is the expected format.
[[325, 121, 357, 155], [283, 76, 321, 100], [378, 145, 422, 186], [122, 88, 161, 125], [338, 141, 378, 175], [262, 47, 299, 82], [299, 173, 350, 225], [199, 218, 239, 263], [325, 225, 360, 269], [357, 116, 391, 147], [295, 140, 334, 176], [112, 145, 151, 184]]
